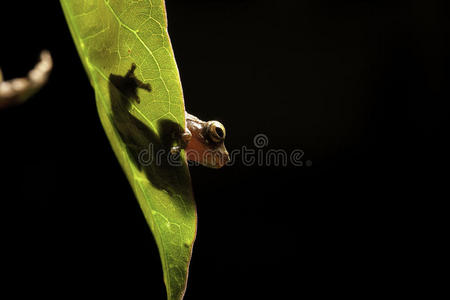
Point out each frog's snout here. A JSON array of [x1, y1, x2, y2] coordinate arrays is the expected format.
[[223, 150, 230, 162], [217, 148, 230, 168]]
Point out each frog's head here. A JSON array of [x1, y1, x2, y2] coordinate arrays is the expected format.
[[186, 120, 230, 168]]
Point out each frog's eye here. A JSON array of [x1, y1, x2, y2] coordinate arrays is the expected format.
[[206, 121, 226, 143]]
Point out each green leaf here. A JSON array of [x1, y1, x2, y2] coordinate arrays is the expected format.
[[60, 1, 196, 299]]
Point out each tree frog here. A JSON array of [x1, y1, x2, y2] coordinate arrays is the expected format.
[[175, 112, 230, 169], [114, 63, 229, 169]]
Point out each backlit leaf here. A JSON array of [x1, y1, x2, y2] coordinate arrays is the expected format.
[[60, 1, 196, 299]]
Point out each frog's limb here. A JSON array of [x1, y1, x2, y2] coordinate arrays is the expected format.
[[181, 130, 192, 146], [170, 128, 192, 154]]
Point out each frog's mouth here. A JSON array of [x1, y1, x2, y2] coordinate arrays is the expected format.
[[204, 152, 230, 169], [186, 141, 230, 169], [207, 144, 230, 169]]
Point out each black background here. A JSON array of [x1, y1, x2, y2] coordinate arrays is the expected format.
[[0, 1, 448, 298]]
